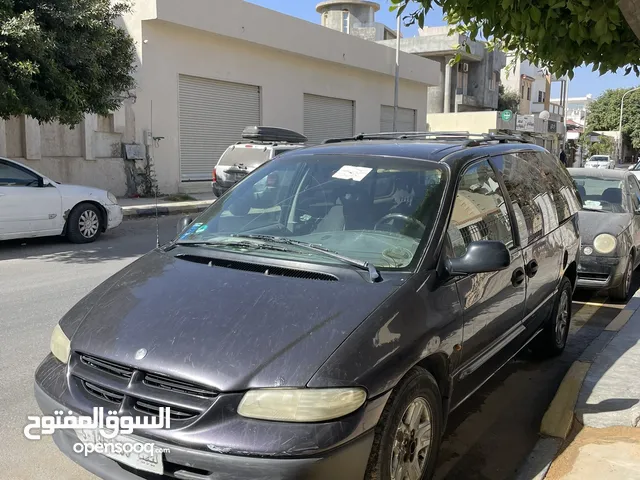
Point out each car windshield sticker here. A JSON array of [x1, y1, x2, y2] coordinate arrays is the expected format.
[[332, 166, 372, 182], [196, 225, 208, 234], [584, 200, 603, 210], [181, 222, 203, 238]]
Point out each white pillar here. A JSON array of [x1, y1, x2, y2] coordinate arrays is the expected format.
[[444, 57, 452, 113], [0, 119, 6, 157], [23, 116, 41, 160]]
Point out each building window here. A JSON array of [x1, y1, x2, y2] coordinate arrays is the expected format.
[[537, 91, 546, 103], [521, 84, 525, 98], [527, 86, 531, 100], [342, 10, 349, 33], [322, 12, 328, 26]]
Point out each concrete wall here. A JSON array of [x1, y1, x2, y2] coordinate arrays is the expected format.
[[427, 57, 446, 114], [134, 19, 431, 193], [1, 115, 128, 196]]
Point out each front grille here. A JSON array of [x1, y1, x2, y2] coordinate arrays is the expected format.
[[80, 353, 133, 379], [144, 373, 217, 399], [72, 353, 217, 425], [83, 381, 125, 404]]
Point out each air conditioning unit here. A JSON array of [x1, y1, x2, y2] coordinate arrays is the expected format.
[[462, 63, 469, 72]]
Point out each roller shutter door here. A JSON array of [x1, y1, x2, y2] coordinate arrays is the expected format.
[[179, 75, 260, 181], [303, 94, 354, 145], [380, 105, 417, 133]]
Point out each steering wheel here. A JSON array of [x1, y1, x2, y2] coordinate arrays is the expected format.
[[374, 213, 426, 234]]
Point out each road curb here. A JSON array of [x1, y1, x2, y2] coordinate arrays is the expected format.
[[515, 299, 638, 479], [122, 201, 214, 219]]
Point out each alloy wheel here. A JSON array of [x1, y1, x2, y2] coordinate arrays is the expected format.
[[390, 397, 433, 480], [555, 289, 569, 347]]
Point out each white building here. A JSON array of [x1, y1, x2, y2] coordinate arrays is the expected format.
[[554, 95, 593, 127], [0, 0, 438, 195]]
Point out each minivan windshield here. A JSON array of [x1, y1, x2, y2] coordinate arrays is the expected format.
[[571, 175, 628, 213], [217, 146, 271, 167], [588, 156, 609, 163], [177, 154, 447, 269]]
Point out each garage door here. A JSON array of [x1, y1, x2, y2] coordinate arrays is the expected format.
[[380, 105, 417, 133], [179, 75, 261, 181], [303, 94, 354, 145]]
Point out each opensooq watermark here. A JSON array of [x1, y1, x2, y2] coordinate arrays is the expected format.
[[24, 406, 172, 457]]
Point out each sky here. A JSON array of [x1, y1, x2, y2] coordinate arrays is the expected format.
[[248, 0, 640, 99]]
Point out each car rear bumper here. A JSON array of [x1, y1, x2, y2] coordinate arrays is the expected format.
[[576, 255, 624, 289]]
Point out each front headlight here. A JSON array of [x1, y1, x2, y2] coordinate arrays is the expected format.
[[237, 388, 367, 422], [107, 191, 118, 204], [593, 234, 617, 254], [50, 324, 71, 364]]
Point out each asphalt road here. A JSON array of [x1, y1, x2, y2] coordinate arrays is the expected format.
[[0, 217, 632, 480]]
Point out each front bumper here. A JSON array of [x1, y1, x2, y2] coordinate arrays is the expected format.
[[34, 355, 378, 480], [576, 255, 625, 289], [105, 204, 124, 230]]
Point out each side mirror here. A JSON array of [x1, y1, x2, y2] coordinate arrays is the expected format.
[[177, 216, 194, 235], [445, 240, 511, 276]]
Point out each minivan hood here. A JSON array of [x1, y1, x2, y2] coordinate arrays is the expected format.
[[578, 210, 632, 243], [62, 250, 398, 391]]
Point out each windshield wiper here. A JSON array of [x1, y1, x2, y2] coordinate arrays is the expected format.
[[581, 207, 607, 213], [231, 234, 383, 283], [173, 240, 292, 252]]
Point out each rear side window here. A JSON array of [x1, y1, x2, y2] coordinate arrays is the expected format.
[[217, 146, 271, 167], [491, 154, 558, 246], [530, 151, 581, 222], [447, 160, 514, 257]]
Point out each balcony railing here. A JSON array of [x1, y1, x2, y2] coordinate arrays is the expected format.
[[531, 102, 565, 117]]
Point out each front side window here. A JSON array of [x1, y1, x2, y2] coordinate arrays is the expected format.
[[628, 176, 640, 210], [570, 175, 628, 213], [178, 154, 447, 270], [0, 161, 39, 187], [447, 160, 514, 258]]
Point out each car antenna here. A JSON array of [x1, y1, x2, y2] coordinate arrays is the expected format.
[[155, 184, 160, 248]]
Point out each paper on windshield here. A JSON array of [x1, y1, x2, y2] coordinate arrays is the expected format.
[[332, 166, 372, 181], [584, 200, 603, 210]]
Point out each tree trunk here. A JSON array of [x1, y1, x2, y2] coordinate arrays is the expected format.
[[620, 0, 640, 43]]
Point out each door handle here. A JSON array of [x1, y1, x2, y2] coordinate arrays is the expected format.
[[511, 267, 526, 287], [526, 259, 539, 278]]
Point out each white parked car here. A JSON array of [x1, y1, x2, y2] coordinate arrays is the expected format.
[[628, 162, 640, 181], [584, 155, 615, 169], [0, 157, 123, 243]]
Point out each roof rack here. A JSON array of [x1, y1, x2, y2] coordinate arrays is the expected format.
[[321, 131, 530, 146]]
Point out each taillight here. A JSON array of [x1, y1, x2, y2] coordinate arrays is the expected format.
[[212, 168, 217, 183]]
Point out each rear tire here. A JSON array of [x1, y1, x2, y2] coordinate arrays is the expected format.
[[66, 203, 103, 244], [610, 254, 634, 301], [531, 277, 572, 358], [365, 368, 443, 480]]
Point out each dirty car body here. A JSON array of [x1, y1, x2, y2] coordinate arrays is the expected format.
[[35, 137, 581, 480]]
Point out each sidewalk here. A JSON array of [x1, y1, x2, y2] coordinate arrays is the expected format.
[[118, 193, 216, 218], [517, 290, 640, 480]]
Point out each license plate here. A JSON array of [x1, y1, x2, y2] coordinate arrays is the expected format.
[[75, 429, 163, 475]]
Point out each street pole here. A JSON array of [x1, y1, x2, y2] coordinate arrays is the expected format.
[[618, 86, 639, 164], [392, 14, 401, 132]]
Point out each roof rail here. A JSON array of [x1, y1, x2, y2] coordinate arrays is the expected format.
[[321, 131, 530, 145]]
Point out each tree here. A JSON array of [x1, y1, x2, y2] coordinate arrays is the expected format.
[[587, 88, 640, 149], [589, 135, 615, 155], [498, 85, 520, 113], [393, 0, 640, 79], [0, 0, 136, 126]]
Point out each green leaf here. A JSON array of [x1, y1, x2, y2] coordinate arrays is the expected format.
[[595, 17, 608, 37], [530, 6, 541, 23]]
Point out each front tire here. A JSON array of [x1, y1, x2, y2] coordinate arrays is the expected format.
[[66, 203, 103, 244], [365, 368, 443, 480], [531, 277, 572, 358], [610, 254, 634, 301]]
